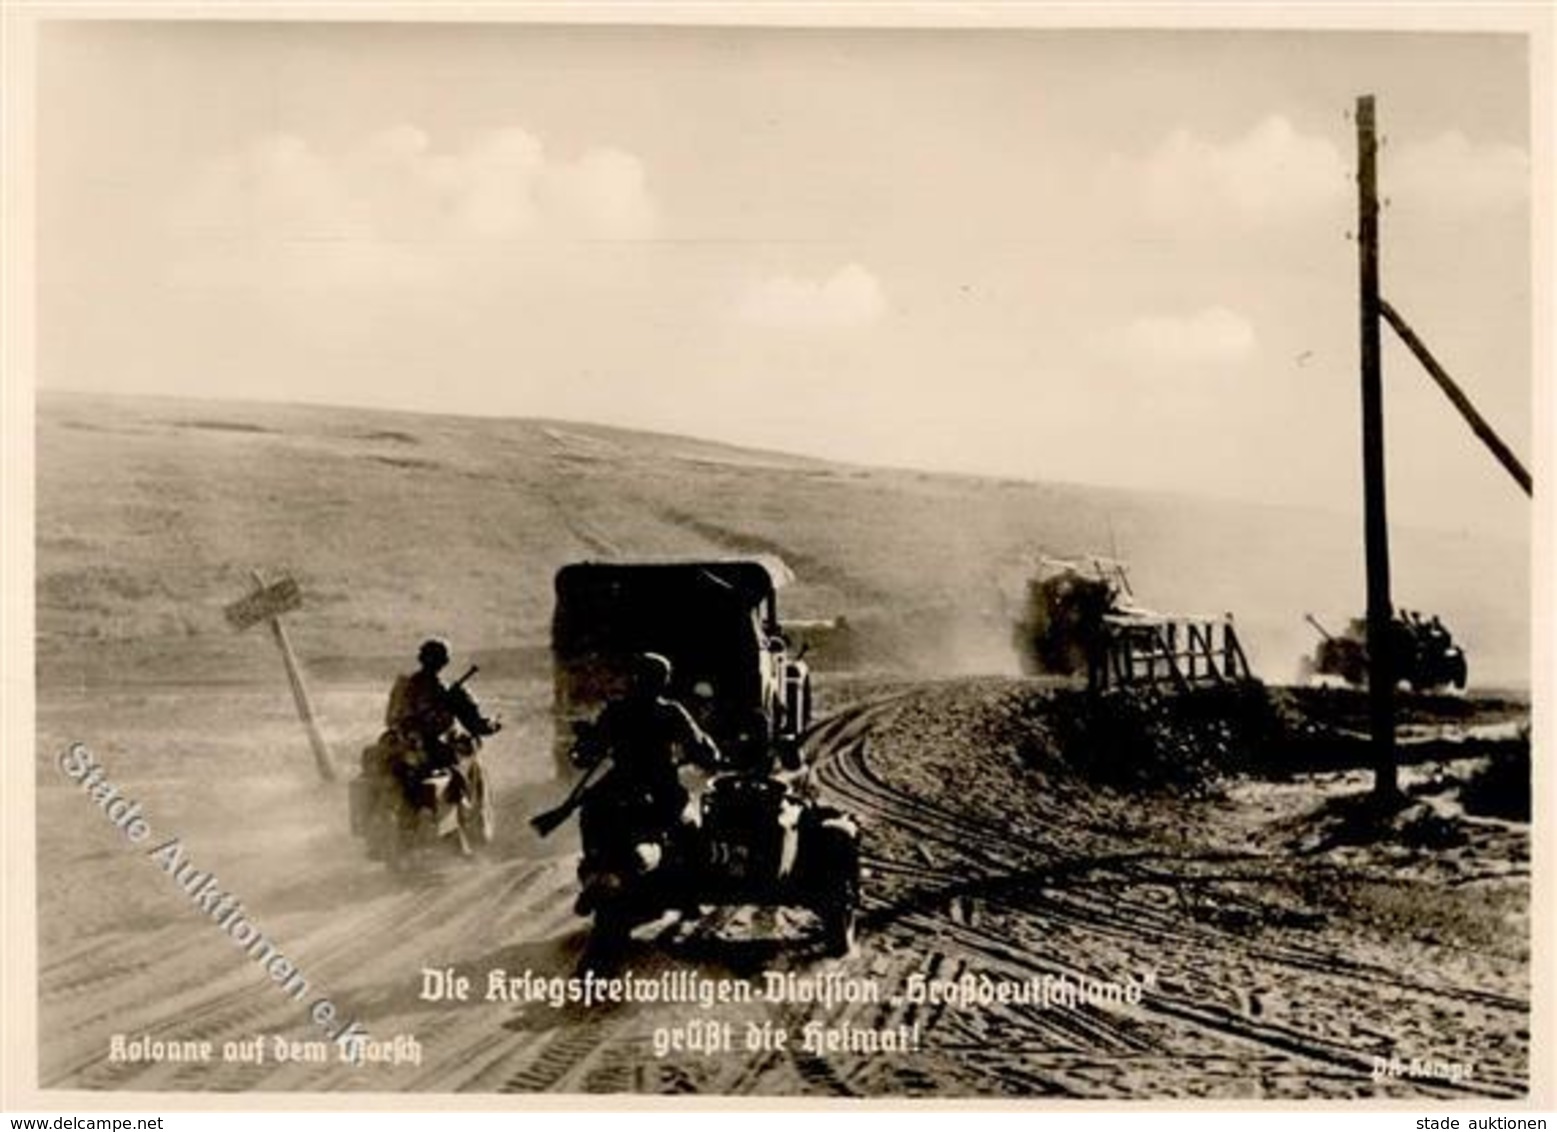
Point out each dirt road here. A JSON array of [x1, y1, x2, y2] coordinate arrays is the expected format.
[[35, 679, 1529, 1098]]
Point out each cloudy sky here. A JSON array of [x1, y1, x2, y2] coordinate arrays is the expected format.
[[37, 20, 1536, 534]]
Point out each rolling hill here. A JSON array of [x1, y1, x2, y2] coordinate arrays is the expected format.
[[35, 389, 1531, 693]]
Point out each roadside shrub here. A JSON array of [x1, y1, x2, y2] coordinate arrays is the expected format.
[[1042, 683, 1281, 795], [1458, 733, 1532, 821]]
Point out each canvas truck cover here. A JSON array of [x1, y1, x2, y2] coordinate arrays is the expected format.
[[550, 557, 795, 768]]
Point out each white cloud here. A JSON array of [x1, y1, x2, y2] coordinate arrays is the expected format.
[[537, 147, 657, 240], [1115, 306, 1258, 370], [1387, 131, 1529, 214], [1129, 116, 1347, 226], [737, 264, 887, 330], [176, 125, 658, 245]]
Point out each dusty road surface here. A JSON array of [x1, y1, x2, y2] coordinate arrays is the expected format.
[[36, 678, 1528, 1099]]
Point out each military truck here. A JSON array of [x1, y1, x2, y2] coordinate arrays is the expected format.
[[543, 557, 860, 956], [550, 557, 814, 779], [1013, 556, 1250, 691], [1012, 557, 1129, 678]]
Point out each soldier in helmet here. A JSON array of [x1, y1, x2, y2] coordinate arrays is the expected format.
[[386, 637, 498, 777], [577, 652, 722, 857]]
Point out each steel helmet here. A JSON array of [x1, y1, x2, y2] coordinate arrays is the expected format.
[[417, 637, 451, 668], [632, 652, 672, 696]]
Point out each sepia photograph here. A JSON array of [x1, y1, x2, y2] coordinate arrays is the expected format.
[[6, 5, 1551, 1110]]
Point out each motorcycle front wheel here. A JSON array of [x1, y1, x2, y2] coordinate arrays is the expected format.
[[460, 764, 496, 848]]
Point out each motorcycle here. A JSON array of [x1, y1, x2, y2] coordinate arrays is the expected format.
[[350, 667, 499, 870], [533, 724, 861, 956]]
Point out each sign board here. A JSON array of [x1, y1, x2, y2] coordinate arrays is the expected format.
[[225, 575, 303, 631]]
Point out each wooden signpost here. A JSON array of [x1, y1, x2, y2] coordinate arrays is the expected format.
[[226, 570, 337, 782]]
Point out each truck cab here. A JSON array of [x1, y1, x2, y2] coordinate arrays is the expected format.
[[550, 557, 812, 779]]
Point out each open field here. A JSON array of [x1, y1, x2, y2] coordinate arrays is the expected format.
[[38, 390, 1529, 693]]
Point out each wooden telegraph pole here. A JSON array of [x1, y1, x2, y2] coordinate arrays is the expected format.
[[225, 570, 337, 782], [1356, 94, 1398, 804]]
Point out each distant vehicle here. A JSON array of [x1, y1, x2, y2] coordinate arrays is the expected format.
[[1012, 556, 1136, 678], [549, 557, 813, 779], [1303, 611, 1467, 693], [1013, 556, 1250, 690]]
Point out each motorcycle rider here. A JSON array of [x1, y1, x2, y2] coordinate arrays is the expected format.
[[387, 639, 497, 760], [383, 638, 498, 814], [576, 652, 721, 885]]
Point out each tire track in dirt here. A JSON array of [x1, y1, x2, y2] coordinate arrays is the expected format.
[[808, 704, 1181, 1093], [819, 716, 1525, 1013], [894, 904, 1519, 1100], [45, 744, 748, 1095], [50, 862, 512, 1088], [539, 487, 623, 557], [804, 691, 1527, 1100], [41, 834, 589, 1092], [41, 682, 1527, 1098], [650, 506, 894, 608], [46, 881, 425, 1087]]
